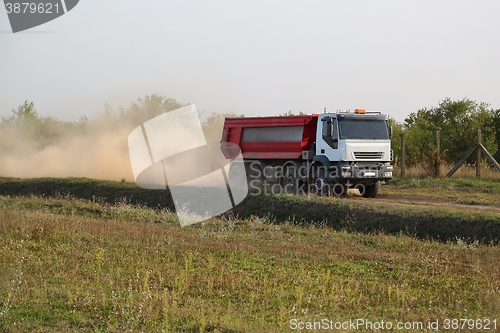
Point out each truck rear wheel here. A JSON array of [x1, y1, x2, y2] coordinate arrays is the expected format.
[[283, 165, 303, 195], [361, 181, 380, 198], [247, 161, 265, 191]]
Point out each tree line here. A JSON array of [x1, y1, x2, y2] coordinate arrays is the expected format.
[[2, 95, 500, 177], [389, 98, 500, 175], [0, 94, 237, 151]]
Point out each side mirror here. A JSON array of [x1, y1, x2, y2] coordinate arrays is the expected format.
[[389, 126, 393, 139]]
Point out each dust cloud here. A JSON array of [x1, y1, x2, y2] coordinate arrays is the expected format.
[[0, 95, 236, 182], [0, 120, 134, 181]]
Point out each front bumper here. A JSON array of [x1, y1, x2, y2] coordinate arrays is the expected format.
[[333, 163, 393, 182]]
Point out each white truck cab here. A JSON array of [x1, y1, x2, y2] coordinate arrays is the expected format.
[[312, 109, 393, 197]]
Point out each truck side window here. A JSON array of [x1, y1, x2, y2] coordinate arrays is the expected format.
[[322, 119, 330, 137], [332, 119, 338, 141], [322, 117, 338, 149]]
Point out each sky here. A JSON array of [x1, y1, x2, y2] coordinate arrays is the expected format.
[[1, 0, 500, 123]]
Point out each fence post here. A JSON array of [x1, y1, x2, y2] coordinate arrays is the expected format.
[[476, 130, 482, 178], [435, 130, 440, 178], [401, 132, 406, 177]]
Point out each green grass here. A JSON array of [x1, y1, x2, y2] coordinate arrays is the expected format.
[[0, 177, 176, 211], [1, 177, 500, 244], [0, 177, 500, 331], [381, 176, 500, 206]]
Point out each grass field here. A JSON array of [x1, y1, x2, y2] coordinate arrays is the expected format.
[[0, 177, 499, 332], [380, 177, 500, 206]]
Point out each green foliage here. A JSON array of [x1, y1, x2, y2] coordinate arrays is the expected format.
[[202, 111, 241, 142], [403, 98, 498, 174], [117, 94, 186, 128], [0, 95, 192, 154], [388, 117, 403, 165], [0, 101, 83, 151], [279, 110, 306, 116], [490, 109, 500, 161], [2, 100, 39, 126]]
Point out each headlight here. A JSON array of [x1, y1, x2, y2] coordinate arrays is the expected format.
[[385, 172, 393, 178], [341, 149, 348, 161]]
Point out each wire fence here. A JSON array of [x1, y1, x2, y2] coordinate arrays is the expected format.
[[399, 130, 500, 179]]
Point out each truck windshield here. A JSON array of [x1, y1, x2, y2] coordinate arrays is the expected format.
[[338, 120, 389, 140]]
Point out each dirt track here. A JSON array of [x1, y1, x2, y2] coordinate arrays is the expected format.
[[376, 194, 500, 213]]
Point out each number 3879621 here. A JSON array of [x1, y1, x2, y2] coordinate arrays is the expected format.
[[5, 2, 60, 14]]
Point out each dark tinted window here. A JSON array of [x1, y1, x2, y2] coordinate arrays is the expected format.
[[338, 120, 389, 140], [322, 117, 338, 148]]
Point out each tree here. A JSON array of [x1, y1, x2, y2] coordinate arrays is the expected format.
[[118, 94, 185, 128], [202, 112, 241, 143], [403, 98, 497, 174], [2, 100, 39, 126], [388, 117, 403, 165], [279, 110, 306, 116], [490, 109, 500, 162], [0, 101, 86, 152]]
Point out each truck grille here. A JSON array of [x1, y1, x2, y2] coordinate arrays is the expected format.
[[353, 152, 384, 160]]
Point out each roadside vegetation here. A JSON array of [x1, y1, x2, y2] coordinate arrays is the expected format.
[[1, 177, 500, 332], [381, 176, 500, 206], [2, 96, 500, 181], [1, 176, 500, 244], [390, 98, 500, 175]]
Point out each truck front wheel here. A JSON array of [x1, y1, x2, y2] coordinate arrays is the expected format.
[[360, 181, 380, 198], [311, 168, 328, 196]]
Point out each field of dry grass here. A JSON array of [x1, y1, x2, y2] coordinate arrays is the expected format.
[[0, 177, 499, 332], [379, 176, 500, 207], [395, 163, 500, 179]]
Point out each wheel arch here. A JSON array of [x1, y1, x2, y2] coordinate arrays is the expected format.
[[308, 156, 330, 182], [282, 160, 302, 178]]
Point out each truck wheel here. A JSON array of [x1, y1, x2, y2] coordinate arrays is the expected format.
[[247, 161, 265, 191], [283, 165, 302, 195], [361, 181, 380, 198], [331, 183, 345, 197], [312, 168, 328, 196]]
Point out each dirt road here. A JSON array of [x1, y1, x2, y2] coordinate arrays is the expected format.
[[376, 194, 500, 213]]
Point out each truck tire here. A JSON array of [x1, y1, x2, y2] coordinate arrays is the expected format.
[[331, 183, 345, 197], [311, 168, 328, 196], [247, 161, 265, 192], [282, 164, 302, 195], [361, 181, 380, 198]]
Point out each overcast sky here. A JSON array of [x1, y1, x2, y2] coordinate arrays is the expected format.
[[1, 0, 499, 123]]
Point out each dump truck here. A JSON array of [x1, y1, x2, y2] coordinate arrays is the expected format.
[[221, 109, 393, 198]]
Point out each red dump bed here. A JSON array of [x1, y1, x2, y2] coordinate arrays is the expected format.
[[222, 115, 319, 159]]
